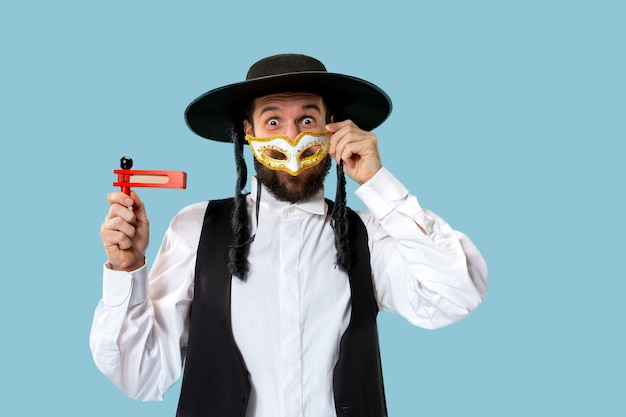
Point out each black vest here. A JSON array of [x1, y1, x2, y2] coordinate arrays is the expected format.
[[176, 198, 388, 417]]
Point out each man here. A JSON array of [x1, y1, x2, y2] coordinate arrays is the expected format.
[[91, 54, 488, 417]]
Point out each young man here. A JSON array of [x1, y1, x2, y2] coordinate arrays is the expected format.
[[91, 54, 488, 417]]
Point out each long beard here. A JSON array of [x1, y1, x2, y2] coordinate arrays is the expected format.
[[254, 156, 332, 203]]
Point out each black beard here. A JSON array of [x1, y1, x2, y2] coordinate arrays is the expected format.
[[254, 156, 332, 203]]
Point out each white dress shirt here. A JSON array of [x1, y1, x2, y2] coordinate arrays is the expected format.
[[90, 167, 488, 417]]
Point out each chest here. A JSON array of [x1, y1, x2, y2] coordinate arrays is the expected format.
[[231, 208, 351, 350]]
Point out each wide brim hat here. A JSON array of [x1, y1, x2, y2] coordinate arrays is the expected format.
[[185, 54, 392, 142]]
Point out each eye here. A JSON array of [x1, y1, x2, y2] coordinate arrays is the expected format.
[[266, 118, 279, 127], [301, 117, 315, 126], [264, 149, 288, 161], [300, 145, 321, 159]]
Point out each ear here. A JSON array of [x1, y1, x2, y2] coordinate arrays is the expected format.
[[243, 120, 253, 135]]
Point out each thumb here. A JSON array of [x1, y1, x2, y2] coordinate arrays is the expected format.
[[130, 191, 148, 221]]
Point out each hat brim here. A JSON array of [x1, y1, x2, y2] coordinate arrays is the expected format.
[[185, 72, 392, 142]]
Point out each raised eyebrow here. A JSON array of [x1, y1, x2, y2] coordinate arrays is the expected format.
[[258, 106, 281, 118], [258, 104, 323, 118], [301, 104, 323, 115]]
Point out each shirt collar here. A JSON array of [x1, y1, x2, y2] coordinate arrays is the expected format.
[[251, 176, 327, 215]]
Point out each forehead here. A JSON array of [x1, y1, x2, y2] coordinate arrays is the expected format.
[[251, 92, 325, 114]]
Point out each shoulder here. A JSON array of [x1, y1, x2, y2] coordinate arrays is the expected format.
[[166, 201, 210, 248], [173, 201, 210, 222]]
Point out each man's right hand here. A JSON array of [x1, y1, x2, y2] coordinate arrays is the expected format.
[[100, 191, 150, 272]]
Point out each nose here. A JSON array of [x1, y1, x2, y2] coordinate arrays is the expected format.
[[284, 122, 300, 140]]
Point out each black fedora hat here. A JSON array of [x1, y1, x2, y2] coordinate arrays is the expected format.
[[185, 54, 392, 142]]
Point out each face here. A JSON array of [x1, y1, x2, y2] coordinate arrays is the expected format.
[[244, 92, 332, 203]]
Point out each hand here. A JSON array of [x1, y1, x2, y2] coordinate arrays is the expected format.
[[100, 191, 149, 271], [326, 120, 383, 185]]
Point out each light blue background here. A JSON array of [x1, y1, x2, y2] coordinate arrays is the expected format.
[[1, 1, 623, 415]]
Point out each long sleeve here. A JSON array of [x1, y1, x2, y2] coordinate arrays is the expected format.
[[89, 172, 488, 408], [89, 202, 206, 401], [356, 167, 488, 329]]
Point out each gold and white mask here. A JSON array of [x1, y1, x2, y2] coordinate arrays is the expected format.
[[245, 131, 331, 176]]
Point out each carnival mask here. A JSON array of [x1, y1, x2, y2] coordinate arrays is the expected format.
[[245, 131, 331, 176]]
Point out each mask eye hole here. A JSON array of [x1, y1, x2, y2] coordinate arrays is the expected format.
[[300, 145, 321, 160], [264, 149, 288, 161]]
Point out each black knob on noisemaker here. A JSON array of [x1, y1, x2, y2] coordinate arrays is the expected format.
[[120, 156, 133, 170]]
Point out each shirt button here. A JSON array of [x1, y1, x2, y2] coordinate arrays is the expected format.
[[286, 207, 295, 213]]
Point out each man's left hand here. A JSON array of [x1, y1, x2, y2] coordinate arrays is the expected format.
[[326, 120, 383, 185]]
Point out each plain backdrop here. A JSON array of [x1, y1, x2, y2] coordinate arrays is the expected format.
[[1, 1, 623, 415]]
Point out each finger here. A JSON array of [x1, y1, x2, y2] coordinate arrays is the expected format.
[[338, 145, 358, 169], [100, 227, 134, 251], [325, 119, 357, 132], [105, 190, 147, 224], [328, 125, 352, 160], [332, 130, 363, 163], [111, 215, 137, 237], [101, 215, 137, 241], [106, 203, 137, 225], [107, 191, 135, 208]]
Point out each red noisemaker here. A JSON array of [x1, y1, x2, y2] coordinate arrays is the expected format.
[[113, 156, 187, 195]]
